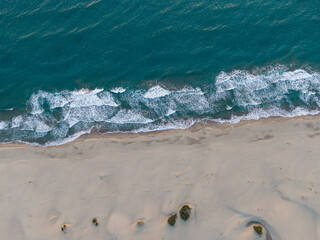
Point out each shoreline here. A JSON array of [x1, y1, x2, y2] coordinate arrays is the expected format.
[[2, 113, 320, 149]]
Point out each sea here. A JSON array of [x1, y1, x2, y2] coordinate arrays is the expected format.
[[0, 0, 320, 146]]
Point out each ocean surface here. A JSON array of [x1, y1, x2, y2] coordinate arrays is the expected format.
[[0, 0, 320, 146]]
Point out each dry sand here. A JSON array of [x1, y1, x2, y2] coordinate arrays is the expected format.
[[1, 116, 320, 240]]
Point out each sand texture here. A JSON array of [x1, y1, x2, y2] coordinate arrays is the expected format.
[[1, 117, 320, 240]]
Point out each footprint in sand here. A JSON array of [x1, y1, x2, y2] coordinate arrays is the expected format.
[[48, 209, 61, 224], [128, 219, 145, 232], [222, 213, 280, 240]]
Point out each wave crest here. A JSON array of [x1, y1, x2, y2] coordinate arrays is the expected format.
[[1, 66, 320, 146]]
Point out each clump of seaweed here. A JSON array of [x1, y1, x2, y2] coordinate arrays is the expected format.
[[167, 213, 177, 226], [179, 205, 191, 221], [92, 218, 99, 226], [253, 225, 263, 236]]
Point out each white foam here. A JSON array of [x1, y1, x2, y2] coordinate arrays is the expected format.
[[173, 90, 209, 113], [215, 67, 320, 94], [166, 109, 176, 116], [69, 90, 118, 108], [29, 91, 68, 114], [20, 127, 94, 147], [177, 87, 204, 95], [0, 121, 9, 130], [23, 117, 52, 132], [11, 116, 23, 128], [214, 107, 320, 124], [28, 88, 118, 114], [10, 115, 51, 132], [214, 67, 320, 109], [107, 110, 153, 124], [65, 117, 79, 128], [134, 119, 196, 133], [143, 86, 171, 99], [63, 105, 117, 125], [216, 70, 269, 93], [74, 88, 104, 95], [110, 87, 126, 93], [48, 128, 93, 146], [279, 69, 313, 82]]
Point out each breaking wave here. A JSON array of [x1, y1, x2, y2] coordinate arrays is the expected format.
[[1, 65, 320, 146]]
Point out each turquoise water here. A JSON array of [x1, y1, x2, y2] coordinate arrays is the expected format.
[[1, 1, 320, 145]]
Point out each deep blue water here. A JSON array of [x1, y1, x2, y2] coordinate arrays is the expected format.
[[1, 0, 320, 145]]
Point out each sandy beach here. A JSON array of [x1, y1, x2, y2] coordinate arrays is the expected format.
[[1, 116, 320, 240]]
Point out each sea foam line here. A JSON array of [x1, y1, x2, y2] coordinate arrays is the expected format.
[[1, 65, 320, 146]]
